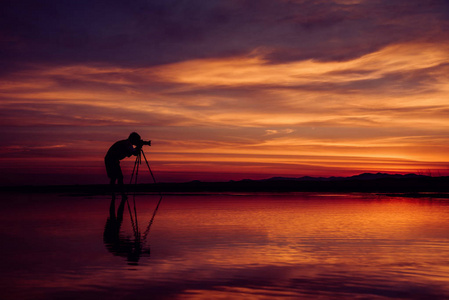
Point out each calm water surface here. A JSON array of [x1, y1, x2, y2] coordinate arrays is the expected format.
[[1, 192, 449, 299]]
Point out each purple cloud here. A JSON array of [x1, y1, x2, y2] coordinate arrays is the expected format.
[[1, 0, 448, 75]]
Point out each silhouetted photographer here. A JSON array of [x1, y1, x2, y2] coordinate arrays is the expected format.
[[105, 132, 151, 193]]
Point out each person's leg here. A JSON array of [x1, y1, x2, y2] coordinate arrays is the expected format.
[[105, 157, 118, 194], [109, 177, 116, 194], [117, 165, 125, 197]]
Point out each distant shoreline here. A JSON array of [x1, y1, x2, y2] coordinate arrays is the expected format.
[[1, 173, 449, 197]]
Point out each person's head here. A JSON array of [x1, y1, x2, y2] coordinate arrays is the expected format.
[[128, 132, 141, 145]]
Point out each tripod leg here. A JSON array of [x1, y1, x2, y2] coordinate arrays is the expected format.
[[128, 152, 141, 236], [135, 153, 141, 233], [129, 152, 140, 185], [141, 149, 157, 184]]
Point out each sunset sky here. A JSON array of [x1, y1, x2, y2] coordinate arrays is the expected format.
[[1, 0, 449, 185]]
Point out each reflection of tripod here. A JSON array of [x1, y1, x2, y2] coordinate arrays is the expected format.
[[106, 193, 163, 265]]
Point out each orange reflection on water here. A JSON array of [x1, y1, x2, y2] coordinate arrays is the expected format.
[[3, 193, 449, 299], [146, 195, 449, 268]]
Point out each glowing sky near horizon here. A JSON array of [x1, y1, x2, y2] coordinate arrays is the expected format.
[[1, 0, 449, 185]]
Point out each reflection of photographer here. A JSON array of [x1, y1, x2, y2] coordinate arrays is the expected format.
[[104, 132, 151, 193], [103, 195, 149, 265]]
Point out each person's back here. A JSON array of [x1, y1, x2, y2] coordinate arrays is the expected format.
[[105, 139, 135, 161]]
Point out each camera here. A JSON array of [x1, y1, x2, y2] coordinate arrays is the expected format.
[[139, 140, 151, 146]]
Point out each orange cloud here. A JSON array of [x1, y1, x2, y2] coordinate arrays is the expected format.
[[1, 41, 448, 184]]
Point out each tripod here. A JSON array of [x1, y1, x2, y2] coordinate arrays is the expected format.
[[124, 148, 162, 262], [129, 148, 157, 187]]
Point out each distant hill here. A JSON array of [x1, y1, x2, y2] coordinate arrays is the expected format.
[[1, 173, 448, 194], [261, 172, 429, 182]]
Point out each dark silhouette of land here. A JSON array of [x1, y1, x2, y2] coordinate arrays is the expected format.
[[2, 173, 449, 198]]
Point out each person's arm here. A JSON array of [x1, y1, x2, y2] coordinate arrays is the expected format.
[[125, 141, 140, 157], [132, 144, 142, 156]]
